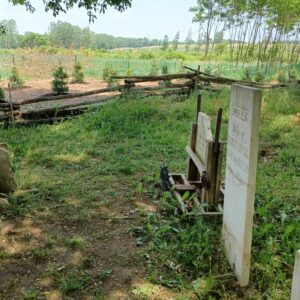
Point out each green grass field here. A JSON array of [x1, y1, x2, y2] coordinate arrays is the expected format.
[[0, 85, 299, 298]]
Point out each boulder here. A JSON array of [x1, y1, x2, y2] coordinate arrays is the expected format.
[[0, 197, 9, 206], [0, 143, 15, 193]]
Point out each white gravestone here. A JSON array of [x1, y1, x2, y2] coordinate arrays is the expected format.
[[292, 250, 300, 300], [222, 84, 262, 287], [195, 112, 213, 168]]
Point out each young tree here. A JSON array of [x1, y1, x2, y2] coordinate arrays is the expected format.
[[185, 28, 193, 52], [49, 21, 82, 48], [0, 19, 19, 48], [0, 25, 6, 36], [172, 31, 180, 50], [9, 66, 24, 88], [102, 64, 118, 87], [190, 0, 222, 58], [72, 59, 85, 83], [51, 65, 69, 94], [20, 32, 49, 48], [162, 35, 169, 51]]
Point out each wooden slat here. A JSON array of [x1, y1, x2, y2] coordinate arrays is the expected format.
[[21, 86, 123, 105], [215, 142, 225, 203], [180, 174, 190, 185], [175, 184, 196, 191], [186, 124, 199, 181], [186, 146, 206, 174], [206, 141, 215, 204]]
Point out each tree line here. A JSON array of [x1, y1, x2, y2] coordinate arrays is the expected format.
[[0, 19, 164, 50], [190, 0, 300, 67]]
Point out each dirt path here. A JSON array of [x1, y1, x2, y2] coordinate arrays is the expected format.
[[0, 186, 160, 299]]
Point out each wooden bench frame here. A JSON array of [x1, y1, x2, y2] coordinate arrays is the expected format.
[[169, 95, 225, 215]]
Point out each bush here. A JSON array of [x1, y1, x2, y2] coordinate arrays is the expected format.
[[9, 66, 24, 88], [125, 68, 133, 77], [102, 65, 118, 87], [242, 67, 252, 81], [161, 64, 169, 75], [71, 61, 84, 83], [204, 65, 213, 75], [289, 68, 299, 80], [51, 65, 69, 94], [277, 69, 287, 83], [255, 69, 265, 82], [149, 60, 159, 76]]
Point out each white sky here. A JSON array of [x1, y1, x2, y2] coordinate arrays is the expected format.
[[0, 0, 199, 40]]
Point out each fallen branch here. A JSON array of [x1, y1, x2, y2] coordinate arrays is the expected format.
[[21, 95, 119, 120], [21, 85, 124, 105], [183, 66, 295, 89], [112, 73, 194, 83]]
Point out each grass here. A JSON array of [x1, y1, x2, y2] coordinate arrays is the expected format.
[[0, 48, 299, 81], [63, 237, 87, 250], [0, 87, 299, 298]]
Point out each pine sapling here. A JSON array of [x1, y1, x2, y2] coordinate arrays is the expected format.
[[149, 61, 159, 76], [51, 65, 69, 95], [161, 64, 171, 86], [102, 65, 118, 87], [9, 66, 24, 89], [71, 61, 84, 84]]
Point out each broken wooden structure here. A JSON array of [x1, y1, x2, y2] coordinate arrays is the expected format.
[[161, 94, 225, 215]]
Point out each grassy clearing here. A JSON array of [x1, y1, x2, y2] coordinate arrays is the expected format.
[[1, 48, 299, 82], [0, 86, 299, 298]]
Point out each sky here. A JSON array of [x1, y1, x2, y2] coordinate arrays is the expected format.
[[0, 0, 199, 40]]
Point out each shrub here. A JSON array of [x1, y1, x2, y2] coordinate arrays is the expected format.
[[71, 60, 84, 83], [9, 66, 24, 88], [277, 69, 287, 83], [255, 69, 265, 82], [125, 68, 133, 76], [289, 68, 299, 80], [161, 64, 169, 75], [204, 65, 213, 75], [212, 66, 221, 77], [149, 60, 159, 76], [242, 67, 252, 81], [102, 64, 118, 87], [51, 65, 69, 94]]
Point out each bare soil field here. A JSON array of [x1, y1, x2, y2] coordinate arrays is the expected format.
[[1, 79, 159, 112]]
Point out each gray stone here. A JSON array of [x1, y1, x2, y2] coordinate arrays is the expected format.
[[0, 197, 9, 206]]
